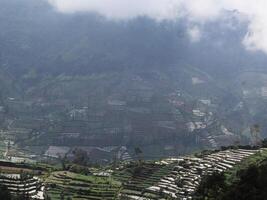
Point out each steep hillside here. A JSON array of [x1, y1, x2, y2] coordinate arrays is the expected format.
[[0, 0, 266, 158], [195, 145, 267, 200]]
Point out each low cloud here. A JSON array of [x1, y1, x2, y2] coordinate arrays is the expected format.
[[47, 0, 182, 20], [47, 0, 267, 54], [187, 26, 201, 43]]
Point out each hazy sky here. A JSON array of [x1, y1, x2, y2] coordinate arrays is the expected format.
[[47, 0, 267, 54]]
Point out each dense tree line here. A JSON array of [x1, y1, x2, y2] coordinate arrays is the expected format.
[[0, 184, 30, 200], [0, 184, 11, 200], [195, 160, 267, 200]]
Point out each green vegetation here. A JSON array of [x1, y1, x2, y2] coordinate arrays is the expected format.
[[195, 149, 267, 200], [113, 162, 175, 199], [0, 183, 36, 200], [0, 184, 11, 200], [42, 161, 177, 200], [46, 171, 121, 200], [43, 161, 175, 199], [2, 147, 267, 200]]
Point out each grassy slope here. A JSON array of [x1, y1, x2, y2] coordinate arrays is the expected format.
[[224, 149, 267, 186], [46, 171, 121, 200], [195, 148, 267, 200]]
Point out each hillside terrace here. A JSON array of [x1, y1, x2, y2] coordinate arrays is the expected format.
[[120, 148, 264, 200], [0, 173, 44, 199]]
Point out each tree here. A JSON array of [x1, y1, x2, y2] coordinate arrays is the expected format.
[[58, 153, 68, 170], [44, 193, 52, 200], [195, 172, 226, 200], [72, 148, 88, 166], [60, 191, 65, 200], [134, 147, 143, 165], [0, 184, 11, 200], [250, 124, 261, 146], [261, 138, 267, 148]]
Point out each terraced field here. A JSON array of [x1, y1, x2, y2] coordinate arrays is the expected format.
[[114, 149, 266, 200], [113, 162, 176, 200], [1, 162, 173, 200], [1, 148, 266, 200], [0, 174, 44, 199], [46, 171, 121, 200]]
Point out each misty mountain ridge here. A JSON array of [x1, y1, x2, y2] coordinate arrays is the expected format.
[[2, 1, 267, 200], [0, 0, 267, 158]]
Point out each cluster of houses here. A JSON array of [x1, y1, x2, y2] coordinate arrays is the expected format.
[[243, 86, 267, 99], [2, 140, 37, 164]]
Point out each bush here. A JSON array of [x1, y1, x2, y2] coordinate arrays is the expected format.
[[69, 164, 90, 175]]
